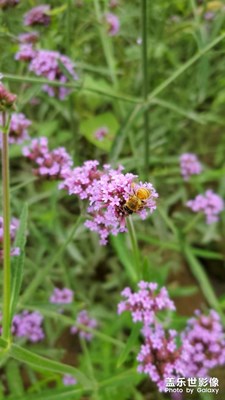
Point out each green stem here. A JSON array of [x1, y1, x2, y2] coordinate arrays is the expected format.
[[126, 217, 141, 281], [183, 212, 203, 234], [141, 0, 149, 179], [1, 112, 11, 342], [66, 0, 79, 164], [2, 73, 140, 103]]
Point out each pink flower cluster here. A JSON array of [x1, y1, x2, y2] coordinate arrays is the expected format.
[[186, 189, 224, 224], [118, 281, 175, 324], [29, 50, 78, 99], [0, 84, 17, 111], [0, 216, 20, 260], [118, 281, 181, 391], [0, 311, 44, 342], [15, 47, 78, 99], [118, 282, 225, 392], [105, 13, 120, 36], [18, 31, 39, 44], [0, 112, 31, 146], [180, 310, 225, 376], [59, 161, 158, 245], [23, 137, 73, 179], [15, 44, 36, 62], [137, 326, 183, 391], [49, 287, 74, 304], [12, 311, 44, 342], [71, 310, 98, 341], [24, 5, 51, 27], [94, 126, 109, 141], [62, 374, 77, 386], [180, 153, 202, 181]]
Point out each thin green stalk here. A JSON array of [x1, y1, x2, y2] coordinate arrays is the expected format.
[[141, 0, 149, 179], [1, 112, 11, 342], [2, 74, 141, 103], [183, 212, 202, 234], [126, 217, 141, 281], [80, 338, 99, 398], [66, 0, 79, 164]]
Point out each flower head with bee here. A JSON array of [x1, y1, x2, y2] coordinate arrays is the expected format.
[[59, 161, 158, 244]]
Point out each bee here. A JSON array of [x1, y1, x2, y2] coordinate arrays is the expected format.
[[123, 185, 151, 215]]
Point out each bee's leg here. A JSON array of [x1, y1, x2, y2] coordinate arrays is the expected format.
[[123, 205, 133, 215]]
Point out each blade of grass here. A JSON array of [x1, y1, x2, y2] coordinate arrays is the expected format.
[[183, 245, 225, 324], [6, 387, 85, 400], [147, 31, 225, 104], [10, 344, 91, 389], [17, 303, 124, 348], [138, 233, 224, 260], [10, 204, 28, 321], [117, 325, 140, 368], [2, 73, 140, 104], [141, 0, 150, 178]]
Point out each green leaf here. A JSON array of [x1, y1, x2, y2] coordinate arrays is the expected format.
[[0, 337, 8, 349], [79, 112, 119, 152], [47, 4, 67, 16], [10, 344, 91, 389], [7, 387, 84, 400], [117, 325, 140, 368], [183, 245, 225, 323], [10, 204, 28, 321], [5, 360, 24, 396]]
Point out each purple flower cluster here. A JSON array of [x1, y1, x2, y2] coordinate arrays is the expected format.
[[49, 287, 74, 304], [0, 216, 20, 260], [15, 46, 78, 99], [18, 31, 39, 44], [71, 310, 98, 341], [180, 153, 202, 181], [137, 326, 183, 391], [186, 189, 224, 224], [59, 161, 158, 245], [59, 160, 101, 199], [15, 44, 37, 62], [180, 310, 225, 376], [118, 281, 175, 324], [0, 112, 31, 145], [0, 311, 44, 342], [13, 311, 44, 342], [24, 5, 51, 27], [118, 281, 180, 391], [0, 84, 17, 111], [105, 13, 120, 36], [62, 374, 77, 386], [94, 126, 109, 141], [118, 282, 225, 391], [28, 50, 78, 99], [23, 137, 73, 179]]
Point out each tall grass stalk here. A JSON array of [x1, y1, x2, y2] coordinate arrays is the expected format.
[[1, 112, 11, 342], [141, 0, 149, 179], [126, 217, 141, 281]]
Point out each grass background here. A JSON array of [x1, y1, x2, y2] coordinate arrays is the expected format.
[[0, 0, 225, 399]]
